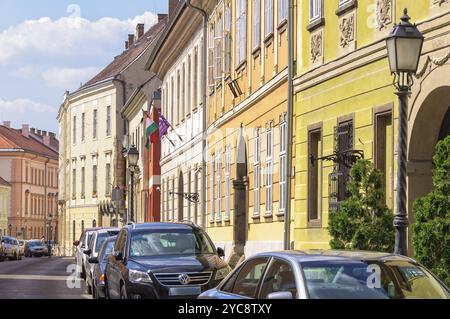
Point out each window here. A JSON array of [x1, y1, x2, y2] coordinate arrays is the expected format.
[[224, 3, 232, 75], [215, 14, 223, 80], [216, 151, 222, 221], [81, 167, 85, 198], [278, 0, 288, 24], [177, 71, 181, 124], [81, 220, 85, 233], [193, 48, 199, 108], [338, 0, 351, 6], [171, 178, 175, 221], [260, 258, 297, 299], [81, 112, 85, 141], [253, 0, 261, 49], [231, 258, 269, 298], [308, 127, 322, 224], [72, 168, 76, 199], [265, 0, 274, 38], [187, 170, 191, 221], [187, 56, 191, 114], [265, 123, 273, 214], [92, 220, 96, 228], [236, 0, 247, 65], [194, 165, 199, 224], [72, 221, 76, 242], [92, 163, 98, 196], [375, 111, 393, 209], [182, 63, 186, 118], [310, 0, 322, 21], [106, 105, 111, 136], [210, 155, 215, 222], [253, 128, 261, 216], [279, 118, 287, 214], [105, 163, 111, 196], [72, 115, 76, 144], [336, 120, 353, 202], [208, 23, 215, 87], [225, 145, 231, 221], [93, 109, 97, 139], [171, 76, 175, 123]]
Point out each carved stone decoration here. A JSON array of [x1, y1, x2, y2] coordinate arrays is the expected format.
[[339, 14, 354, 48], [310, 32, 323, 64], [376, 0, 393, 30], [433, 0, 449, 6], [414, 52, 450, 79]]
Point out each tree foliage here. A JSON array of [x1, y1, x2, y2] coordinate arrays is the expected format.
[[412, 135, 450, 287], [328, 159, 395, 252]]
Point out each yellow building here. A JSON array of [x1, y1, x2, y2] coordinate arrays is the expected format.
[[205, 0, 293, 259], [293, 0, 450, 253], [0, 177, 11, 236]]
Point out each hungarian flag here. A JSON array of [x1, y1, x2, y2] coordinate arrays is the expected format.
[[145, 113, 158, 149]]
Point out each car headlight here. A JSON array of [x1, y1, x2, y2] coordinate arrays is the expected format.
[[129, 269, 152, 284], [215, 266, 232, 281]]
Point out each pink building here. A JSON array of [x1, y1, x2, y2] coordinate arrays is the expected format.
[[0, 122, 58, 240]]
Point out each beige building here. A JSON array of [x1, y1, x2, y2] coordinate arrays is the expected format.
[[0, 123, 58, 240], [0, 177, 11, 236], [58, 18, 168, 253]]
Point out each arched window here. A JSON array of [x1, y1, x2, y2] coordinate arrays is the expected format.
[[72, 221, 76, 241], [81, 220, 85, 233], [92, 220, 97, 227]]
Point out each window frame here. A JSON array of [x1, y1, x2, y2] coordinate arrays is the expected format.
[[307, 124, 322, 227], [309, 0, 323, 22], [265, 122, 274, 216], [279, 118, 287, 215], [253, 128, 261, 217]]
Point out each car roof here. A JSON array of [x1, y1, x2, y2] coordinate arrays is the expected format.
[[252, 249, 416, 263], [125, 222, 202, 231], [93, 228, 120, 234]]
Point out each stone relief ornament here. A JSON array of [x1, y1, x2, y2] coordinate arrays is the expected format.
[[433, 0, 449, 6], [376, 0, 393, 30], [414, 52, 450, 79], [339, 15, 354, 48], [310, 32, 323, 63]]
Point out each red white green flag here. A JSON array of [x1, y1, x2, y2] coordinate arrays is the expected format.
[[145, 113, 158, 149]]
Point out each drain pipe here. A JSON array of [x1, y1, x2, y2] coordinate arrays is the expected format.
[[284, 0, 294, 250], [186, 0, 208, 229]]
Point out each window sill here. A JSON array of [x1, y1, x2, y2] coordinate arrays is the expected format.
[[252, 46, 261, 58], [277, 19, 288, 33], [306, 17, 325, 32], [92, 194, 98, 198], [235, 60, 247, 73], [307, 219, 322, 228], [336, 0, 358, 16], [264, 33, 274, 47], [252, 213, 261, 220]]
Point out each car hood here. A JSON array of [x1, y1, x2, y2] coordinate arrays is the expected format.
[[128, 254, 228, 273], [30, 246, 45, 250]]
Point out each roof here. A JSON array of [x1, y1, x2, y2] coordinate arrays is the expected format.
[[0, 176, 11, 187], [0, 125, 58, 159], [80, 18, 168, 89]]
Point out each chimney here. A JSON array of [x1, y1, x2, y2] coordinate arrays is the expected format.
[[42, 130, 47, 136], [169, 0, 179, 16], [43, 135, 50, 146], [128, 34, 135, 47], [30, 128, 36, 134], [3, 121, 10, 128], [158, 14, 168, 23], [136, 23, 144, 40], [125, 41, 129, 49], [21, 124, 29, 138], [37, 129, 42, 136], [49, 132, 56, 139]]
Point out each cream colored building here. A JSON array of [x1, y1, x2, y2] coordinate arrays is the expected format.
[[0, 177, 11, 237]]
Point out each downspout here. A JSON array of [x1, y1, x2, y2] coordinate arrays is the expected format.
[[186, 0, 208, 229], [284, 0, 294, 250]]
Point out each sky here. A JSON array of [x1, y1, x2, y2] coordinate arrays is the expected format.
[[0, 0, 168, 133]]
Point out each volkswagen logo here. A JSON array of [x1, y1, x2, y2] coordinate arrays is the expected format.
[[178, 274, 191, 285]]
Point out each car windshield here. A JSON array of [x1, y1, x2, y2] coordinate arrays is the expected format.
[[95, 231, 118, 252], [301, 260, 450, 299], [28, 241, 42, 247], [129, 229, 216, 257]]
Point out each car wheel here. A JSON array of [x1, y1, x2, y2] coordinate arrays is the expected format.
[[13, 253, 17, 260], [120, 284, 127, 299]]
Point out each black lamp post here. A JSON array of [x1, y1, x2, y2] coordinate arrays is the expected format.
[[126, 145, 139, 223], [47, 214, 53, 258], [8, 224, 12, 236], [386, 9, 424, 256]]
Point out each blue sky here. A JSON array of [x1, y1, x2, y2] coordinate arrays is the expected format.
[[0, 0, 167, 133]]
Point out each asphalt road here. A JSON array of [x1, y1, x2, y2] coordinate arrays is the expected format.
[[0, 256, 91, 299]]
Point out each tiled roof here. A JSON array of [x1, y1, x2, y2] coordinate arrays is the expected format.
[[0, 176, 11, 187], [0, 125, 58, 159], [81, 18, 168, 89]]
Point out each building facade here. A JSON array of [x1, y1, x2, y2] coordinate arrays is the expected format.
[[0, 177, 11, 236], [0, 123, 58, 240], [204, 0, 292, 259], [293, 0, 450, 253]]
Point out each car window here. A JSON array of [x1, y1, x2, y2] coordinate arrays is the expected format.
[[114, 230, 127, 256], [230, 257, 270, 298], [99, 240, 115, 262], [259, 258, 297, 299]]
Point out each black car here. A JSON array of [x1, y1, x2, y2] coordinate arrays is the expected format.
[[88, 236, 117, 299], [105, 222, 231, 299], [24, 240, 47, 257]]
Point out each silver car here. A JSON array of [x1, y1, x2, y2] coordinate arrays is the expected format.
[[0, 236, 21, 261]]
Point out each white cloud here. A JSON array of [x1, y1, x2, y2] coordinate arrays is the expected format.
[[42, 66, 102, 89], [0, 11, 158, 63], [0, 98, 56, 113]]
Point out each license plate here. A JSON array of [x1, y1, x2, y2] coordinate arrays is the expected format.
[[169, 286, 201, 296]]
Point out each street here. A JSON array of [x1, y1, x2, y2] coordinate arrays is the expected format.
[[0, 257, 91, 299]]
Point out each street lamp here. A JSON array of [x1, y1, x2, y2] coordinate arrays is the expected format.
[[47, 214, 53, 258], [386, 8, 424, 256], [8, 224, 12, 236], [126, 145, 139, 223]]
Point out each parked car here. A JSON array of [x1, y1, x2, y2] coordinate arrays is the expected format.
[[24, 239, 47, 257], [83, 228, 120, 294], [18, 240, 26, 257], [0, 237, 6, 261], [74, 227, 105, 279], [88, 236, 117, 299], [105, 222, 230, 299], [199, 250, 450, 299], [0, 236, 21, 260]]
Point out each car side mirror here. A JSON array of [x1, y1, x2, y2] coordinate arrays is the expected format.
[[83, 249, 92, 255], [88, 256, 99, 264], [114, 251, 123, 261], [217, 247, 225, 258], [267, 291, 293, 300], [73, 240, 80, 246]]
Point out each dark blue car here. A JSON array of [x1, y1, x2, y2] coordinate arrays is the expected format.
[[88, 236, 117, 299], [199, 250, 450, 299]]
